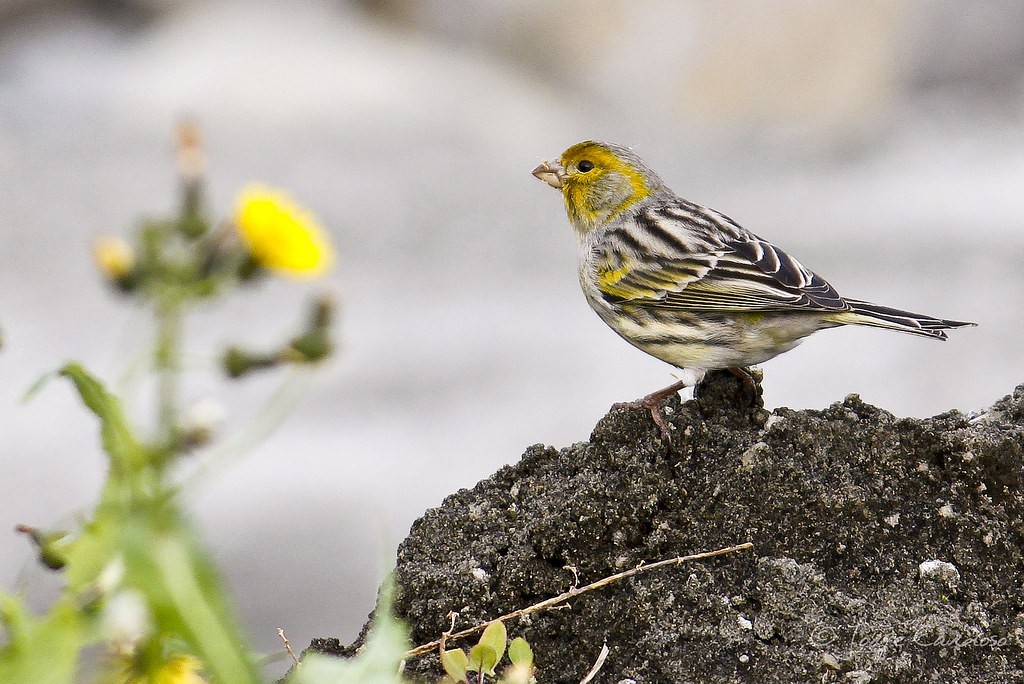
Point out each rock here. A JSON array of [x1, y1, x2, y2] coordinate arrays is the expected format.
[[309, 370, 1024, 682], [917, 559, 961, 595]]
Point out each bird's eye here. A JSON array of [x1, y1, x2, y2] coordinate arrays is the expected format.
[[577, 160, 595, 173]]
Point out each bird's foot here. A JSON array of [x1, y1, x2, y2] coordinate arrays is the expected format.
[[613, 378, 690, 443]]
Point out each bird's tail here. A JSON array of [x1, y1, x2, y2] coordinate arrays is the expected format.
[[834, 299, 976, 340]]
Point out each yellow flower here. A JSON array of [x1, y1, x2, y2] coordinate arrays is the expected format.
[[111, 653, 207, 684], [151, 655, 207, 684], [235, 186, 334, 277], [93, 236, 135, 280]]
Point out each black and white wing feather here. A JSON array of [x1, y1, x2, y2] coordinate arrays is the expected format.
[[595, 202, 849, 313]]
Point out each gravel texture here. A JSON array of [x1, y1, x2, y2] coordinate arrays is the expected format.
[[310, 370, 1024, 682]]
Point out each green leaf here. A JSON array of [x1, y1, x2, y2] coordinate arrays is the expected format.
[[288, 576, 410, 684], [466, 644, 497, 675], [478, 620, 507, 675], [507, 637, 533, 668], [58, 363, 146, 475], [0, 594, 30, 645], [21, 369, 57, 404], [61, 522, 117, 593], [0, 593, 91, 684], [136, 531, 262, 684], [440, 648, 469, 682], [294, 653, 407, 684], [56, 364, 149, 593]]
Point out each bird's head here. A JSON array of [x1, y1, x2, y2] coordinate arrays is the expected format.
[[532, 141, 664, 235]]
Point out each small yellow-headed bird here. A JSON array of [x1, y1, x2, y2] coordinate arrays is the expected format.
[[533, 141, 975, 438]]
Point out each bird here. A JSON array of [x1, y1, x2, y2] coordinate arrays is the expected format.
[[532, 140, 975, 440]]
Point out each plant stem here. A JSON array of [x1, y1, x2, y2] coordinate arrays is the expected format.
[[155, 293, 184, 451]]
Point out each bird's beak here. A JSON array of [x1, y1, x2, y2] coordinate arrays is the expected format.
[[532, 159, 566, 189]]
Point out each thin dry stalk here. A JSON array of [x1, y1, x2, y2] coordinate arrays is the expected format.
[[578, 642, 610, 684], [404, 541, 754, 659], [278, 627, 299, 667]]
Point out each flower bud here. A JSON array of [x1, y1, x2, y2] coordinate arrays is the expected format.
[[222, 346, 279, 379], [93, 236, 137, 290], [180, 398, 227, 448], [101, 589, 151, 655], [15, 524, 70, 570]]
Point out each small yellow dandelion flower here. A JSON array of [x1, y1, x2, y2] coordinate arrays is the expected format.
[[93, 235, 135, 280], [115, 653, 207, 684], [152, 654, 207, 684], [236, 186, 334, 278]]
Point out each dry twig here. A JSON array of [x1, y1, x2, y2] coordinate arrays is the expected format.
[[578, 642, 610, 684], [404, 541, 753, 659], [278, 627, 299, 667]]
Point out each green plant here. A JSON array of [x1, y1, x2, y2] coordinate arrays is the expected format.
[[1, 122, 335, 683], [440, 621, 535, 684]]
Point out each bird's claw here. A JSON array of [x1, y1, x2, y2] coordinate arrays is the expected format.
[[613, 378, 690, 444]]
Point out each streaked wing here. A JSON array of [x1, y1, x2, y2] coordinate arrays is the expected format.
[[595, 254, 717, 302], [595, 206, 848, 313], [658, 237, 848, 311]]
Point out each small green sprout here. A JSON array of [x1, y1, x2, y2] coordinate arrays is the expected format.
[[439, 620, 534, 684]]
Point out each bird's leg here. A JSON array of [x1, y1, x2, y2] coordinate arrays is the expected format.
[[613, 378, 690, 443]]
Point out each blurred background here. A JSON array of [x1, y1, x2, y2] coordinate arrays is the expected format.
[[1, 0, 1022, 675]]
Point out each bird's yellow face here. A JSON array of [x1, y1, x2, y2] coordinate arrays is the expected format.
[[532, 141, 656, 235]]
